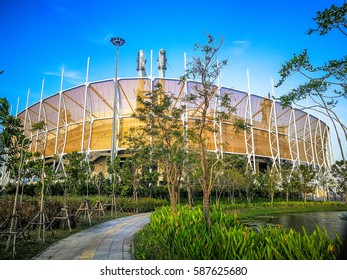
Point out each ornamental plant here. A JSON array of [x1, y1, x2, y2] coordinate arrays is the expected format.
[[134, 205, 342, 260]]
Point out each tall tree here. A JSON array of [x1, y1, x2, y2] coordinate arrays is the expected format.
[[28, 121, 49, 241], [280, 163, 294, 203], [129, 83, 185, 214], [184, 35, 249, 227], [264, 168, 281, 205], [298, 164, 316, 203], [0, 97, 30, 253], [64, 151, 90, 196], [276, 3, 347, 161]]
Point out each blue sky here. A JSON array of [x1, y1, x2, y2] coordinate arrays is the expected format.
[[0, 0, 346, 160]]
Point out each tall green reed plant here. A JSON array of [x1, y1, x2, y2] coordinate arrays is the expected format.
[[134, 205, 342, 260]]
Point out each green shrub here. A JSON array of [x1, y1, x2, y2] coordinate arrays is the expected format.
[[0, 195, 168, 227], [134, 205, 342, 260]]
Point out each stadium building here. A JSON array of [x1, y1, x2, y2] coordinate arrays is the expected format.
[[14, 49, 333, 176]]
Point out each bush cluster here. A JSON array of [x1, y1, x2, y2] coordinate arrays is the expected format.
[[0, 195, 168, 226], [134, 205, 342, 260]]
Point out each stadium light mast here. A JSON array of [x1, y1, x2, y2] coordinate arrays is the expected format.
[[110, 36, 125, 164]]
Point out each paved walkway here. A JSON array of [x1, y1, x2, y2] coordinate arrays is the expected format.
[[34, 212, 151, 260]]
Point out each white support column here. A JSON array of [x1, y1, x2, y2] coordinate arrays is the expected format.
[[183, 53, 189, 153], [23, 89, 30, 137], [213, 61, 223, 159], [150, 49, 153, 80], [244, 70, 256, 171], [149, 50, 153, 149], [303, 115, 311, 164], [315, 118, 325, 170], [326, 123, 334, 167], [293, 109, 301, 167], [54, 67, 65, 173], [81, 57, 90, 154], [268, 79, 281, 171], [321, 123, 329, 169], [288, 108, 300, 168], [15, 97, 20, 117], [304, 98, 316, 167], [35, 79, 45, 153], [25, 89, 34, 152]]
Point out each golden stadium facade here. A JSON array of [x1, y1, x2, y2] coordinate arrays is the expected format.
[[16, 51, 333, 175]]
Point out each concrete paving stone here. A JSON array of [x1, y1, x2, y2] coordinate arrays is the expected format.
[[34, 212, 151, 260]]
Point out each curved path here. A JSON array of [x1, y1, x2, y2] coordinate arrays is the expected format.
[[34, 212, 151, 260]]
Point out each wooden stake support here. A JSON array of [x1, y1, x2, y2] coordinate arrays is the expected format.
[[1, 214, 29, 259], [75, 199, 92, 226], [25, 211, 53, 241], [49, 206, 73, 232], [104, 194, 118, 216], [89, 201, 105, 220]]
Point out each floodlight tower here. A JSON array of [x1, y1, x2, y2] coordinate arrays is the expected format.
[[110, 36, 125, 164], [158, 49, 167, 78]]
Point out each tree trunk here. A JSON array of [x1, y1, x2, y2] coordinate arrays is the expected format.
[[215, 189, 219, 207], [231, 188, 235, 204], [168, 182, 177, 214], [187, 184, 192, 208], [286, 190, 289, 203], [171, 193, 177, 214], [203, 191, 211, 228]]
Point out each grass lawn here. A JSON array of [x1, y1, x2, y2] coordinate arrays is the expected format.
[[231, 202, 347, 219]]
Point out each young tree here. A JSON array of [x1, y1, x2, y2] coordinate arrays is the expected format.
[[30, 121, 49, 241], [183, 151, 202, 207], [184, 35, 249, 227], [0, 98, 26, 186], [0, 98, 32, 253], [106, 156, 122, 215], [264, 169, 281, 205], [276, 3, 347, 161], [64, 151, 90, 196], [129, 83, 186, 214], [280, 162, 293, 203], [298, 164, 316, 203], [316, 167, 335, 201], [216, 154, 249, 204], [92, 171, 108, 199]]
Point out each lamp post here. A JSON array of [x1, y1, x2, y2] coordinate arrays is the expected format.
[[110, 36, 125, 164], [109, 37, 125, 217]]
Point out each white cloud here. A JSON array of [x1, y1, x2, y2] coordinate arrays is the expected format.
[[231, 40, 250, 56], [43, 67, 84, 84], [88, 33, 114, 45]]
